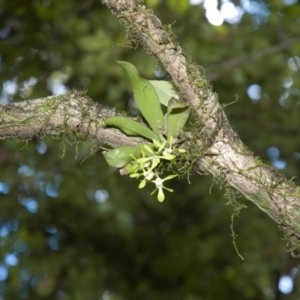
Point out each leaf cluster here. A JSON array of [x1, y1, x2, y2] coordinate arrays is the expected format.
[[103, 61, 190, 201]]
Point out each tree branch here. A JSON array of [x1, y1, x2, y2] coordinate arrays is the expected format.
[[101, 0, 300, 255], [0, 90, 139, 148]]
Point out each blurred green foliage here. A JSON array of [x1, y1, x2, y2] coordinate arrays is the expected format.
[[0, 0, 300, 299]]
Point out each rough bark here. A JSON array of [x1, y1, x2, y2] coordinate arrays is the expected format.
[[0, 91, 139, 148], [1, 0, 300, 256]]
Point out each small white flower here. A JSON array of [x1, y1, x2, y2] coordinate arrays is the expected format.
[[151, 174, 178, 202]]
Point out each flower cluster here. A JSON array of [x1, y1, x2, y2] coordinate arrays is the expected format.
[[123, 138, 185, 202]]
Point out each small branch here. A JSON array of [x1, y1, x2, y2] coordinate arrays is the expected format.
[[206, 36, 300, 81]]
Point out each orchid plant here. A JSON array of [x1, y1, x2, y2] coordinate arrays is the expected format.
[[103, 62, 190, 202]]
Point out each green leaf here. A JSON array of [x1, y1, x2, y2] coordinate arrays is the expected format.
[[149, 80, 179, 106], [117, 61, 165, 137], [165, 98, 190, 142], [105, 116, 159, 140], [103, 146, 143, 168]]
